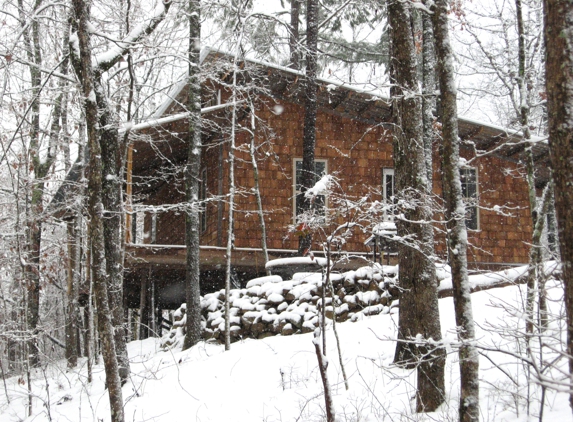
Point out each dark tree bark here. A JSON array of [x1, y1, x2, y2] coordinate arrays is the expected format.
[[70, 0, 124, 419], [96, 81, 130, 382], [59, 25, 81, 369], [298, 0, 318, 255], [429, 1, 480, 420], [387, 0, 445, 412], [289, 0, 301, 69], [542, 0, 573, 412], [182, 0, 202, 351], [65, 217, 81, 368], [313, 331, 336, 422]]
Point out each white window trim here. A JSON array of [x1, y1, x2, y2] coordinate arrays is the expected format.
[[292, 158, 328, 221], [382, 167, 395, 222]]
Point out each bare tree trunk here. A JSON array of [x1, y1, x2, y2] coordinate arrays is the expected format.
[[139, 273, 149, 340], [86, 284, 93, 384], [421, 10, 436, 185], [514, 0, 551, 340], [430, 1, 479, 419], [66, 219, 80, 368], [325, 239, 348, 391], [99, 99, 130, 382], [313, 325, 336, 422], [0, 356, 9, 404], [224, 122, 236, 351], [75, 0, 170, 378], [224, 20, 243, 350], [70, 0, 124, 419], [542, 0, 573, 411], [64, 113, 80, 367], [52, 17, 78, 370], [298, 0, 319, 255], [530, 185, 553, 327], [289, 0, 301, 69], [387, 0, 445, 412], [182, 0, 202, 350], [248, 105, 270, 274]]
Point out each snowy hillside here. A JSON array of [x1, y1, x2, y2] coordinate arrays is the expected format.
[[0, 272, 570, 422]]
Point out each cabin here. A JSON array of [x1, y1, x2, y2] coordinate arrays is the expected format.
[[116, 48, 553, 322]]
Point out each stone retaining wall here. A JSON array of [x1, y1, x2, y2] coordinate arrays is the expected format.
[[161, 264, 400, 348]]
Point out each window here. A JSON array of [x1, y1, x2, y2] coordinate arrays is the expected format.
[[382, 168, 395, 221], [460, 167, 478, 230], [294, 159, 327, 219]]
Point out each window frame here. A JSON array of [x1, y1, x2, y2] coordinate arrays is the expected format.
[[382, 167, 396, 222], [293, 158, 328, 222]]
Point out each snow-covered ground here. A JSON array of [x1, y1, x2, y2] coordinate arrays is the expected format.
[[0, 274, 570, 422]]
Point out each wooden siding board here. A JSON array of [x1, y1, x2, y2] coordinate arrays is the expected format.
[[131, 80, 538, 271]]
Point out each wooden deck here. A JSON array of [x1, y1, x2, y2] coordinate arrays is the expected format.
[[125, 243, 378, 272], [126, 244, 294, 272], [123, 243, 378, 309]]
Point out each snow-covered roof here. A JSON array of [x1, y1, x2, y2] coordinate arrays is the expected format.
[[151, 46, 390, 122], [141, 46, 551, 185], [151, 47, 213, 119]]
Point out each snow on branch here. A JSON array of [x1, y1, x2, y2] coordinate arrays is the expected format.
[[409, 0, 433, 14], [93, 0, 172, 73], [119, 101, 246, 133], [305, 174, 333, 199]]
